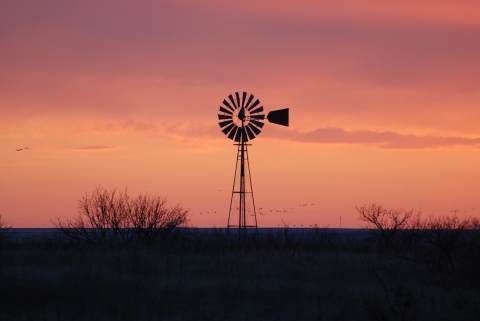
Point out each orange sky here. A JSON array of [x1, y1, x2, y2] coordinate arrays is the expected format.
[[1, 0, 480, 228]]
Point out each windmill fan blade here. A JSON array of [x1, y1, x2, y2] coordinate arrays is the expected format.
[[247, 123, 261, 135], [241, 127, 248, 142], [244, 94, 254, 109], [247, 99, 260, 111], [235, 92, 241, 108], [228, 95, 237, 108], [228, 126, 238, 140], [242, 92, 247, 108], [267, 108, 289, 127], [222, 123, 236, 135], [218, 114, 232, 120], [219, 120, 233, 128], [245, 125, 255, 140], [234, 128, 242, 142], [250, 106, 263, 114], [223, 100, 234, 111], [250, 114, 265, 120], [219, 106, 233, 114], [250, 119, 264, 128]]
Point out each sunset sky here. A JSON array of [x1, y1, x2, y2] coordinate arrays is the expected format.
[[1, 0, 480, 228]]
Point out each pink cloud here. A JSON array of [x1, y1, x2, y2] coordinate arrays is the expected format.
[[118, 120, 480, 149], [263, 126, 480, 149], [75, 145, 124, 151]]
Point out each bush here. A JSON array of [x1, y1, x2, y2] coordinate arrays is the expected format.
[[54, 187, 189, 245], [357, 203, 480, 276], [420, 214, 472, 273], [357, 203, 419, 248]]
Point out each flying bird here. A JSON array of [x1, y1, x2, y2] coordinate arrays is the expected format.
[[16, 149, 23, 151]]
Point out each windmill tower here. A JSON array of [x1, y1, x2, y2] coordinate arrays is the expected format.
[[217, 92, 289, 240]]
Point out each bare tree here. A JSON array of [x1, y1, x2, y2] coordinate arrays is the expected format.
[[129, 193, 189, 245], [421, 214, 471, 273], [54, 187, 189, 245], [357, 203, 417, 247]]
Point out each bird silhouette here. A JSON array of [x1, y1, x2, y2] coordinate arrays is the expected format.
[[16, 149, 23, 151]]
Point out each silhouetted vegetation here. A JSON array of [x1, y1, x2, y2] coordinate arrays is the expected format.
[[357, 203, 420, 248], [357, 203, 480, 279], [1, 202, 479, 320], [53, 187, 189, 245]]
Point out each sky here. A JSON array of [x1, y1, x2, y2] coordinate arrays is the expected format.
[[1, 0, 480, 228]]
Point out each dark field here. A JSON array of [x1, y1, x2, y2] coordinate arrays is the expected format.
[[1, 228, 480, 321]]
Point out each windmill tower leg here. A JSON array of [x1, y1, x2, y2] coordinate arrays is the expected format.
[[245, 143, 258, 230], [240, 138, 246, 241], [227, 139, 257, 241]]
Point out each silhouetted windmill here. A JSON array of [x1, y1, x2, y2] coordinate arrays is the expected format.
[[217, 92, 289, 240]]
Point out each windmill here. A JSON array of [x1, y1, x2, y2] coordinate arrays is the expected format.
[[217, 92, 289, 240]]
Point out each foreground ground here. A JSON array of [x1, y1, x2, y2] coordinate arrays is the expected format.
[[1, 229, 479, 320]]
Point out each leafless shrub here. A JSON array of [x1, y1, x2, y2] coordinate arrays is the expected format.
[[395, 211, 424, 251], [129, 193, 188, 245], [420, 214, 471, 273], [54, 187, 188, 245], [357, 203, 480, 276], [357, 203, 418, 248]]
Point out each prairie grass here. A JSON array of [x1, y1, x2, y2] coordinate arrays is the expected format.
[[0, 229, 479, 321]]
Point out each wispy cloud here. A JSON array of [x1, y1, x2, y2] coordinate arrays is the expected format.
[[75, 145, 122, 151], [112, 119, 480, 150], [66, 119, 480, 150], [264, 126, 480, 149]]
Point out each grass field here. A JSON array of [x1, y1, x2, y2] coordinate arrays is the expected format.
[[1, 228, 480, 320]]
